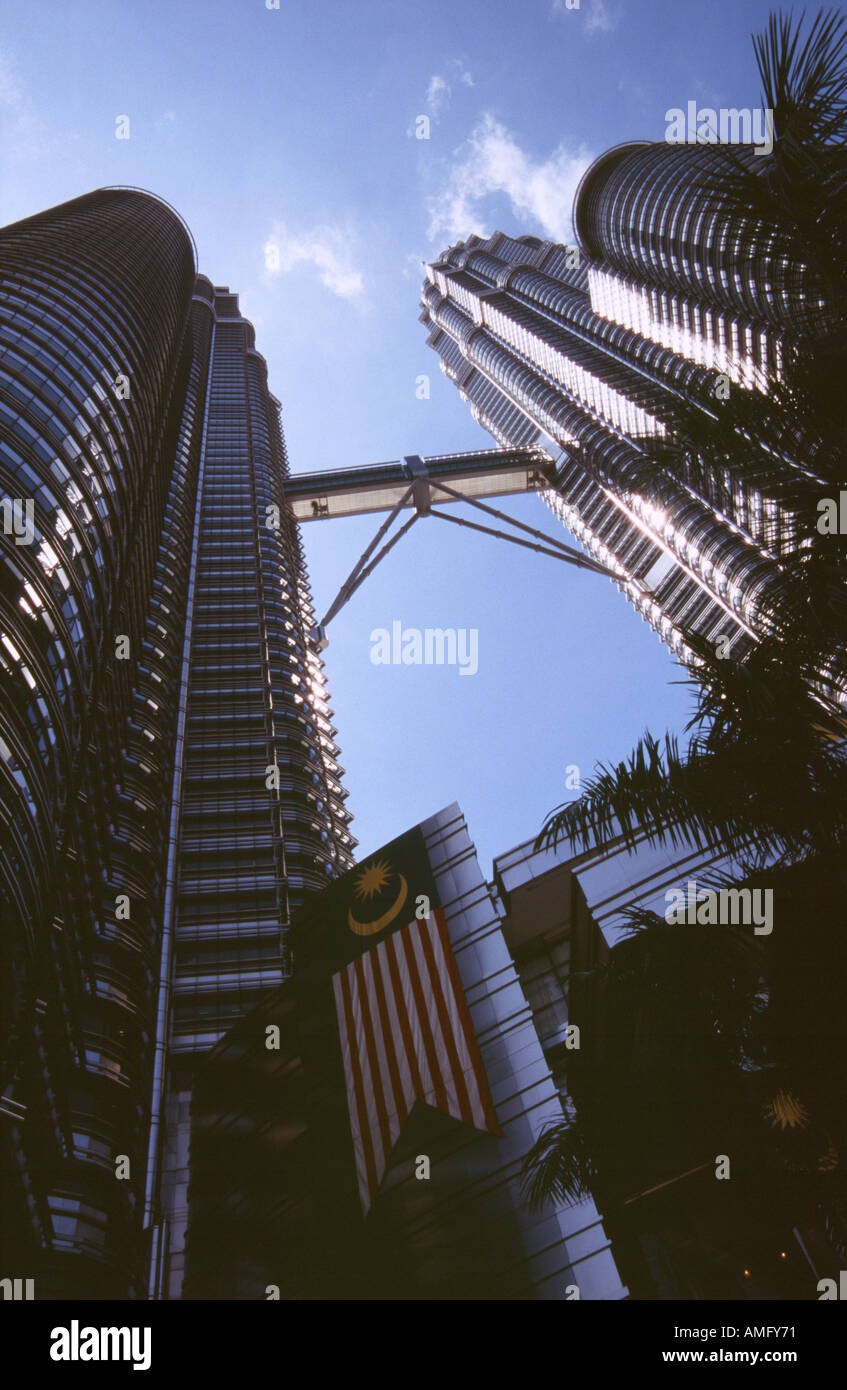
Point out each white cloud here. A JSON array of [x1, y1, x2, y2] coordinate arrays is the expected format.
[[401, 250, 428, 281], [428, 113, 592, 247], [424, 59, 474, 118], [426, 74, 449, 116], [586, 0, 615, 34], [263, 223, 365, 301], [0, 48, 49, 162], [551, 0, 617, 34]]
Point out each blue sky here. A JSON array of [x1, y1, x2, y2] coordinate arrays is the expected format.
[[0, 0, 781, 871]]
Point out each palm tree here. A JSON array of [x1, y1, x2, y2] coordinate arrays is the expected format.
[[628, 7, 847, 677], [522, 10, 847, 1277], [522, 895, 846, 1294], [535, 2, 847, 1012], [521, 905, 806, 1296]]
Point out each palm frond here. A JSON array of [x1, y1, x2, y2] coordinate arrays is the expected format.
[[603, 906, 767, 1067], [536, 730, 787, 863], [521, 1108, 598, 1212], [755, 8, 847, 146]]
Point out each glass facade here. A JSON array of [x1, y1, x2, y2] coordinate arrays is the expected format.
[[0, 191, 354, 1299], [0, 188, 196, 1298], [150, 285, 354, 1300], [420, 143, 820, 662], [182, 805, 627, 1302], [573, 142, 827, 336]]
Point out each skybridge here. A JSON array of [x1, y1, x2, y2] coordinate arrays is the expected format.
[[285, 446, 555, 522], [284, 446, 622, 648]]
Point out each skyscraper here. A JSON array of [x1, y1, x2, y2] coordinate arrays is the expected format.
[[0, 189, 354, 1299], [182, 805, 628, 1302], [420, 141, 823, 662]]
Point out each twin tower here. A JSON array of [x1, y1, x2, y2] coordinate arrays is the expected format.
[[0, 141, 814, 1296]]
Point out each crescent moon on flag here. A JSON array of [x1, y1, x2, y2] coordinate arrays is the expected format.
[[348, 874, 408, 936]]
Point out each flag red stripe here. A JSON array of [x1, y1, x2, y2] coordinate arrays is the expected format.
[[370, 942, 409, 1128], [398, 922, 449, 1112], [414, 917, 475, 1127], [432, 907, 501, 1134], [383, 930, 426, 1099], [353, 954, 392, 1161], [334, 902, 501, 1213], [339, 964, 378, 1201]]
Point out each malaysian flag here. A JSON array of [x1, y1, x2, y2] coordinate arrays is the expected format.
[[328, 845, 500, 1213]]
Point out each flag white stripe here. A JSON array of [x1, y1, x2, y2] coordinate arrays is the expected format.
[[333, 909, 498, 1212], [332, 971, 371, 1210], [373, 938, 418, 1124], [425, 917, 489, 1130], [348, 962, 389, 1185], [361, 949, 403, 1154], [387, 929, 435, 1101], [408, 922, 461, 1118]]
